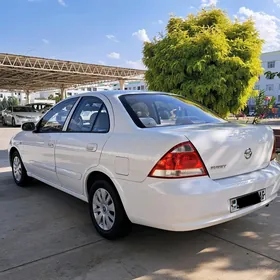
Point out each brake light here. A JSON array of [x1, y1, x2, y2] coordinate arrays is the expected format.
[[148, 142, 208, 178], [271, 136, 277, 161]]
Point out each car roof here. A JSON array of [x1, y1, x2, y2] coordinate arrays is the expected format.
[[71, 90, 170, 99], [26, 103, 51, 105]]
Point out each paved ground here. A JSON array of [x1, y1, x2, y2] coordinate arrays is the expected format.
[[0, 126, 280, 280]]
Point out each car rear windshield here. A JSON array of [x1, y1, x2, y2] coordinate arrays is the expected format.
[[120, 94, 225, 128], [13, 107, 36, 112]]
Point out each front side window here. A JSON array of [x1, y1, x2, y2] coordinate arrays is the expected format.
[[120, 94, 224, 128], [67, 96, 110, 133], [38, 98, 78, 133]]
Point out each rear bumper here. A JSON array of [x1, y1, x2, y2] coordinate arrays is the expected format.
[[119, 161, 280, 231]]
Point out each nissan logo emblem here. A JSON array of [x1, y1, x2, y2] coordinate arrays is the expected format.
[[244, 148, 252, 159]]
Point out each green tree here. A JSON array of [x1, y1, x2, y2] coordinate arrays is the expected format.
[[1, 96, 8, 109], [143, 8, 263, 117], [264, 71, 280, 79], [7, 96, 19, 107], [252, 90, 275, 124], [48, 94, 61, 104]]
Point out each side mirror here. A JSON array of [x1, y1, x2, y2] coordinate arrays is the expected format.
[[22, 122, 36, 131]]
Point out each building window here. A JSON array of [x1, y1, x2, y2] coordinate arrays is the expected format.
[[278, 95, 280, 102], [137, 86, 140, 90], [0, 94, 3, 98], [141, 85, 145, 90], [118, 88, 120, 90], [125, 88, 128, 90], [266, 84, 274, 91], [267, 61, 275, 69], [133, 87, 136, 90], [254, 85, 260, 90], [87, 87, 91, 91]]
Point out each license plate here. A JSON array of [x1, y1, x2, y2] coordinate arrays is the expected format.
[[230, 189, 266, 213]]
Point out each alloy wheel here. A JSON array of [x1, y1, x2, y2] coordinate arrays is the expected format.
[[13, 156, 22, 182], [92, 188, 116, 231]]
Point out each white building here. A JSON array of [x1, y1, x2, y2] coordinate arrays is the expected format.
[[36, 80, 148, 100], [0, 90, 28, 105], [0, 90, 53, 106], [248, 50, 280, 109]]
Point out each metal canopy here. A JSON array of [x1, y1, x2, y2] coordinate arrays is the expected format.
[[0, 53, 146, 91]]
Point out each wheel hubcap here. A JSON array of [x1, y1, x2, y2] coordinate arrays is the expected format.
[[13, 156, 22, 182], [92, 188, 115, 231]]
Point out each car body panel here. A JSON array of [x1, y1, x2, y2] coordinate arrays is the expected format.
[[8, 90, 280, 233], [54, 93, 114, 195], [118, 160, 280, 231]]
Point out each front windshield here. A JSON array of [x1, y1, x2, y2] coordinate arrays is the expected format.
[[120, 94, 225, 128], [13, 107, 36, 113]]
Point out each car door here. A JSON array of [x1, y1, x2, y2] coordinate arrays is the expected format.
[[55, 95, 112, 195], [22, 97, 79, 186], [5, 107, 12, 124]]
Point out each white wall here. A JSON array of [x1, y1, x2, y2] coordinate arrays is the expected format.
[[254, 51, 280, 103]]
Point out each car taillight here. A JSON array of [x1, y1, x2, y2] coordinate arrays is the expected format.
[[148, 142, 208, 178], [271, 136, 277, 161]]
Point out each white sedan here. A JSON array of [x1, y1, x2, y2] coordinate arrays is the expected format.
[[2, 106, 41, 126], [8, 91, 280, 239]]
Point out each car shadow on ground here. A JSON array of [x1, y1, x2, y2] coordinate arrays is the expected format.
[[0, 178, 279, 280]]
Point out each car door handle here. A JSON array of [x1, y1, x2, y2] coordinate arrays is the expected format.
[[86, 143, 97, 152]]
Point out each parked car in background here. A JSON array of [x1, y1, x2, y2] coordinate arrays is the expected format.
[[25, 103, 53, 115], [2, 106, 42, 126], [8, 91, 280, 239]]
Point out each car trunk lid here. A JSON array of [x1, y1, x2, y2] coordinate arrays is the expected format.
[[158, 123, 275, 180]]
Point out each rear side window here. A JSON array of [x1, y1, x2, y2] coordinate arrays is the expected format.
[[67, 96, 110, 133], [120, 94, 224, 128]]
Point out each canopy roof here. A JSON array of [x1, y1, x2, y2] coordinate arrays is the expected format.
[[0, 53, 146, 92]]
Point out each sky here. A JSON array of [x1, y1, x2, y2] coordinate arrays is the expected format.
[[0, 0, 280, 69]]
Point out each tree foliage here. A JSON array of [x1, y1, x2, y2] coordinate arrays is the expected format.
[[252, 90, 276, 124], [143, 8, 264, 117], [0, 96, 18, 110], [48, 94, 61, 103], [7, 96, 19, 107], [264, 71, 280, 79]]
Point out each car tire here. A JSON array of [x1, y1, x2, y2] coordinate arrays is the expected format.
[[11, 151, 29, 187], [89, 179, 131, 240], [12, 117, 16, 127]]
